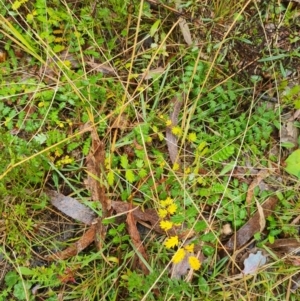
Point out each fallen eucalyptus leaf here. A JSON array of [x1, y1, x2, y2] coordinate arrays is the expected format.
[[245, 169, 270, 216], [242, 251, 266, 275], [225, 197, 278, 251], [126, 207, 149, 274], [45, 222, 98, 261], [140, 67, 165, 80], [47, 190, 96, 225], [265, 238, 300, 254], [166, 95, 183, 165], [178, 17, 193, 45]]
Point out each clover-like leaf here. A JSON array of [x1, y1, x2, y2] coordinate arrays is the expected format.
[[285, 149, 300, 179]]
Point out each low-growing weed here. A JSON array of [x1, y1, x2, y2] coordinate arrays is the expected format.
[[1, 0, 300, 300]]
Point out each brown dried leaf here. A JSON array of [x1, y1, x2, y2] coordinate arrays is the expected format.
[[288, 256, 300, 267], [85, 126, 111, 248], [47, 191, 161, 233], [47, 190, 96, 224], [85, 127, 111, 217], [225, 196, 278, 251], [0, 49, 7, 62], [266, 238, 300, 254], [246, 169, 270, 215], [85, 61, 116, 75], [178, 17, 193, 46], [126, 205, 149, 274], [140, 67, 165, 80], [45, 222, 97, 261], [166, 96, 183, 165], [255, 198, 265, 232], [47, 189, 194, 240], [111, 201, 163, 234]]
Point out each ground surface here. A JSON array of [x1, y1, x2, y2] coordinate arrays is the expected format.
[[1, 0, 300, 300]]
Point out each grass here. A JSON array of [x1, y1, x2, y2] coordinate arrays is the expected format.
[[0, 0, 300, 300]]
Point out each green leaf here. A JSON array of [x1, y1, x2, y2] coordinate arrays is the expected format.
[[13, 281, 31, 301], [254, 232, 261, 240], [5, 271, 19, 287], [219, 161, 235, 175], [198, 141, 207, 152], [120, 155, 128, 169], [150, 20, 161, 37], [268, 235, 275, 244], [107, 170, 115, 186], [170, 214, 184, 224], [19, 267, 34, 276], [53, 44, 65, 53], [194, 220, 207, 232], [198, 188, 209, 197], [202, 245, 215, 256], [138, 169, 147, 178], [239, 208, 247, 220], [135, 159, 144, 168], [285, 149, 300, 179], [198, 276, 209, 293], [186, 206, 197, 218], [294, 99, 300, 109], [33, 133, 47, 145], [258, 53, 287, 62], [281, 141, 295, 149], [200, 232, 215, 242], [125, 170, 135, 183]]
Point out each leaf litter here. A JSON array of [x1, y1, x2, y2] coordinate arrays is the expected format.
[[242, 251, 267, 275], [225, 196, 278, 251], [126, 204, 150, 274], [3, 1, 300, 297]]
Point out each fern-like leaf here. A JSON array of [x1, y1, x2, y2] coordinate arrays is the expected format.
[[212, 145, 235, 162]]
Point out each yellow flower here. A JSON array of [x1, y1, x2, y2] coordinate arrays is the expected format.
[[54, 148, 63, 157], [188, 132, 197, 142], [165, 119, 172, 126], [159, 161, 165, 168], [158, 208, 168, 219], [160, 220, 173, 231], [197, 177, 205, 184], [67, 119, 73, 126], [184, 243, 194, 253], [12, 0, 21, 10], [167, 203, 177, 215], [198, 141, 207, 151], [171, 126, 182, 137], [165, 197, 173, 205], [172, 162, 180, 171], [160, 197, 173, 208], [164, 236, 179, 249], [54, 37, 65, 43], [188, 256, 201, 270], [184, 167, 191, 174], [172, 248, 186, 264]]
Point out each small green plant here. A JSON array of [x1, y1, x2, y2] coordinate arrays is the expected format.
[[1, 0, 300, 299], [285, 149, 300, 179], [158, 197, 203, 270]]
